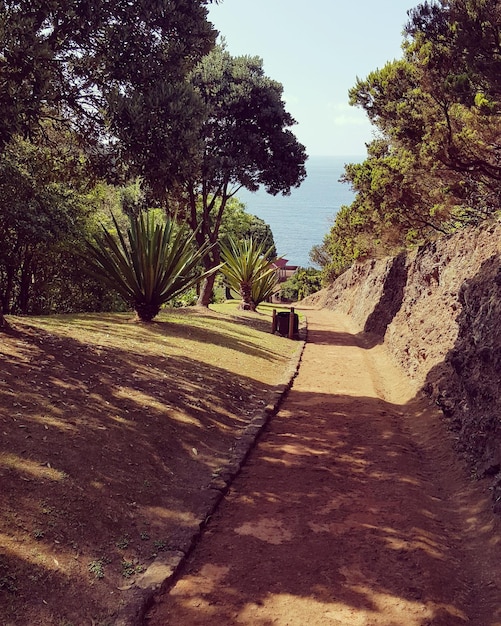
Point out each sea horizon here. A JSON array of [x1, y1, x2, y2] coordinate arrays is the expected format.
[[235, 155, 364, 268]]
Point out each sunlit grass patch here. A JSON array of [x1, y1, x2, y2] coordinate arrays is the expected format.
[[0, 303, 302, 624]]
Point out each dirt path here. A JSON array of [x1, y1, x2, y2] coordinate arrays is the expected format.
[[145, 308, 501, 626]]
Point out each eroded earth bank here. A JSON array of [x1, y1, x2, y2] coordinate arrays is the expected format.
[[305, 220, 501, 509]]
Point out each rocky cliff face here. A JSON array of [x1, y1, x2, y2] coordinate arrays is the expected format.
[[304, 221, 501, 509]]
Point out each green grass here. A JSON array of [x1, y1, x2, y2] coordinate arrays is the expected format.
[[1, 301, 303, 625]]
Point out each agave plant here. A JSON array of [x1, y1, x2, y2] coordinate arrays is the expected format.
[[251, 268, 279, 307], [85, 211, 216, 322], [220, 237, 278, 310]]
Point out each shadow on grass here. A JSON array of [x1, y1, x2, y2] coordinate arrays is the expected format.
[[0, 311, 294, 625], [26, 308, 289, 363]]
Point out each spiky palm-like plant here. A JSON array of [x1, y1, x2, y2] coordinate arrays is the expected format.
[[251, 268, 279, 307], [220, 237, 278, 310], [85, 212, 216, 322]]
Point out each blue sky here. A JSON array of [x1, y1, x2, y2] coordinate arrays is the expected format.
[[207, 0, 419, 157]]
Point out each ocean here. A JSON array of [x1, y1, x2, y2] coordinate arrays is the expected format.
[[235, 155, 362, 268]]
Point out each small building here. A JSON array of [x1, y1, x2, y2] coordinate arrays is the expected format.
[[272, 258, 298, 283], [269, 258, 298, 302]]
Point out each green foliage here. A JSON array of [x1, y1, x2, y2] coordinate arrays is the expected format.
[[0, 135, 95, 314], [120, 179, 147, 217], [190, 45, 307, 196], [321, 0, 501, 285], [85, 211, 217, 321], [309, 242, 332, 270], [220, 198, 277, 259], [0, 0, 217, 342], [0, 136, 141, 316], [172, 44, 306, 306], [251, 269, 279, 307], [121, 560, 143, 579], [246, 216, 277, 260], [220, 238, 278, 310], [0, 0, 216, 184], [88, 560, 105, 580], [167, 287, 199, 308], [280, 268, 323, 302]]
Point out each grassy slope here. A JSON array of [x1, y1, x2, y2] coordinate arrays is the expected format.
[[0, 303, 300, 625]]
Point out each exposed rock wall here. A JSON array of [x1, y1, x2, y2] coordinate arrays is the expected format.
[[304, 221, 501, 506]]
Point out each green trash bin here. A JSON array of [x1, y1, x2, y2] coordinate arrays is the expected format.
[[276, 311, 299, 337]]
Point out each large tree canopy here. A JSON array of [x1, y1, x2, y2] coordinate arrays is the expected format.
[[403, 0, 501, 182], [190, 46, 307, 196], [0, 0, 217, 178], [351, 0, 501, 182], [319, 0, 501, 282], [0, 0, 218, 328], [165, 45, 307, 305]]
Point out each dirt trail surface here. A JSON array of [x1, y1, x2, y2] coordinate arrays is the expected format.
[[146, 308, 501, 626]]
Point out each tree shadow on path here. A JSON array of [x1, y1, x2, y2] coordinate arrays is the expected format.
[[147, 384, 501, 626]]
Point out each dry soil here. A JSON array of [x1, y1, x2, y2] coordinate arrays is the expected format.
[[146, 308, 501, 626]]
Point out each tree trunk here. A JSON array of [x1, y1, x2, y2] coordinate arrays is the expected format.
[[3, 264, 15, 315], [18, 252, 34, 314], [197, 242, 222, 308], [197, 272, 217, 307], [134, 301, 161, 322], [0, 302, 12, 332], [239, 281, 255, 310]]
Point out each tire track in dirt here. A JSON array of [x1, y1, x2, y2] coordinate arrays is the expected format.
[[145, 308, 501, 626]]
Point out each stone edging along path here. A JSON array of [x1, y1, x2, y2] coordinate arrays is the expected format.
[[113, 317, 308, 626]]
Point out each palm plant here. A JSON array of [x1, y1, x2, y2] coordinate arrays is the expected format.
[[220, 237, 278, 310], [251, 268, 279, 307], [85, 211, 216, 322]]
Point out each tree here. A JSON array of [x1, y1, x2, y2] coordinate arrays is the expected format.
[[219, 197, 277, 259], [353, 0, 501, 189], [280, 268, 322, 302], [327, 0, 501, 283], [84, 211, 216, 322], [0, 134, 92, 315], [404, 0, 501, 191], [321, 136, 468, 280], [220, 238, 277, 311], [0, 0, 217, 328], [0, 0, 216, 157], [163, 45, 306, 306], [309, 242, 332, 270], [246, 216, 277, 260]]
